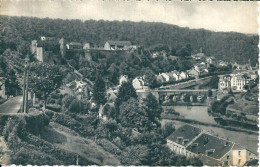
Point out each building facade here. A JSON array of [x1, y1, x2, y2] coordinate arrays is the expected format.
[[167, 125, 257, 166], [104, 41, 132, 50], [218, 75, 231, 91], [230, 73, 247, 92]]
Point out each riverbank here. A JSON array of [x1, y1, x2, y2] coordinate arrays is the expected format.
[[161, 113, 258, 135]]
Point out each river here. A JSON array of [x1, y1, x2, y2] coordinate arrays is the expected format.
[[162, 106, 258, 155]]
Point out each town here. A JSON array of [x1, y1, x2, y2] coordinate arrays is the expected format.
[[0, 12, 259, 167]]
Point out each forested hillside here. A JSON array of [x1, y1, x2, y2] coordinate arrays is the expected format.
[[0, 15, 258, 65]]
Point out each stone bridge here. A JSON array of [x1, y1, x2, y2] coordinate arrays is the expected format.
[[137, 89, 212, 105]]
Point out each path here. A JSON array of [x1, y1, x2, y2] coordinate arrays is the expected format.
[[0, 96, 22, 114]]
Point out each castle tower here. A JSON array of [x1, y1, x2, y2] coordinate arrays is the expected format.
[[31, 40, 37, 55]]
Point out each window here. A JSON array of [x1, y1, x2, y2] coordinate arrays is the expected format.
[[238, 159, 241, 165], [227, 155, 230, 159], [249, 152, 251, 156], [238, 151, 241, 156], [224, 161, 228, 165]]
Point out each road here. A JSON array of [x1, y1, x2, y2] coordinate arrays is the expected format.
[[0, 96, 23, 114]]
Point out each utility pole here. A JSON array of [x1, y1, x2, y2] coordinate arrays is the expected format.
[[22, 55, 29, 113]]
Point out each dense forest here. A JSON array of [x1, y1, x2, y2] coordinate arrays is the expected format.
[[0, 15, 258, 65]]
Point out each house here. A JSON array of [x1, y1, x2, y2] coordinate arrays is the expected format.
[[132, 77, 148, 90], [66, 42, 83, 50], [167, 125, 257, 166], [172, 72, 180, 81], [167, 125, 202, 157], [206, 56, 216, 65], [230, 73, 247, 92], [40, 36, 56, 41], [104, 41, 132, 50], [0, 77, 7, 99], [191, 52, 206, 61], [232, 62, 252, 71], [187, 69, 200, 79], [119, 75, 128, 86], [151, 52, 159, 58], [218, 75, 231, 91], [179, 72, 189, 80], [83, 42, 95, 50], [156, 75, 164, 85], [218, 60, 228, 67], [159, 73, 171, 83]]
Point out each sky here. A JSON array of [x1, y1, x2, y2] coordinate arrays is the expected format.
[[0, 0, 258, 34]]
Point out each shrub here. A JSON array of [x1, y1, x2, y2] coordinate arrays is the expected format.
[[48, 99, 56, 104], [46, 104, 61, 112], [45, 109, 54, 118], [96, 139, 122, 155], [25, 113, 50, 135], [68, 99, 83, 113]]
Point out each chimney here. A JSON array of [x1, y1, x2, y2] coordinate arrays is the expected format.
[[203, 136, 209, 145]]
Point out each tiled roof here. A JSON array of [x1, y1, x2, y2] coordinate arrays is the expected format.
[[167, 124, 201, 146], [197, 154, 223, 166], [69, 42, 82, 46], [106, 40, 132, 46], [37, 40, 59, 47], [186, 133, 233, 159], [232, 144, 244, 150]]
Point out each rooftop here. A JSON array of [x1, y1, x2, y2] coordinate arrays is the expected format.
[[167, 124, 201, 147], [106, 40, 132, 46], [69, 42, 82, 46], [186, 133, 233, 159]]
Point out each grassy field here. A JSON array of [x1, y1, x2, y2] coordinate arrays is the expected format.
[[0, 112, 120, 165]]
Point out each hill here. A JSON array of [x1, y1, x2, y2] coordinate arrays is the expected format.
[[0, 15, 258, 65], [0, 112, 120, 165]]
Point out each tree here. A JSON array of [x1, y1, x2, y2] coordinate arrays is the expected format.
[[103, 104, 116, 119], [176, 44, 192, 57], [115, 81, 137, 111], [142, 93, 162, 132], [120, 145, 149, 165], [93, 75, 107, 106], [162, 122, 175, 138], [144, 70, 157, 88], [208, 90, 213, 97], [5, 69, 20, 96], [147, 143, 177, 166], [208, 64, 216, 73], [209, 75, 219, 89], [29, 62, 62, 109], [119, 98, 150, 133], [96, 119, 119, 139]]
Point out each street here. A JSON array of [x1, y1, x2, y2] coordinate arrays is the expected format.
[[0, 96, 23, 114]]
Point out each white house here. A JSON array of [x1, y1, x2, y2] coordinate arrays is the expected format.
[[104, 41, 132, 50], [66, 42, 83, 50], [119, 75, 128, 86], [218, 75, 231, 91], [206, 56, 216, 65], [230, 73, 247, 92], [159, 73, 171, 83], [179, 72, 188, 80], [132, 77, 147, 90], [168, 71, 179, 81]]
